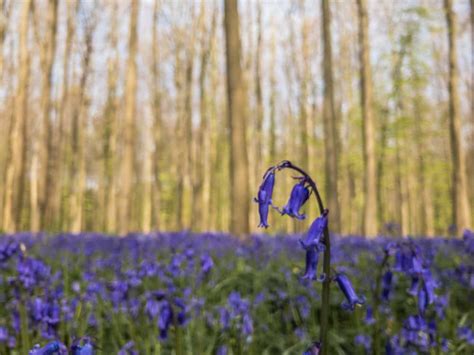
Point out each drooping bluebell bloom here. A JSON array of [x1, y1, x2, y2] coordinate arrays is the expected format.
[[364, 306, 375, 325], [381, 271, 393, 301], [457, 326, 474, 345], [299, 210, 329, 250], [29, 341, 63, 355], [200, 254, 214, 275], [301, 248, 325, 282], [71, 337, 95, 355], [0, 326, 7, 342], [303, 341, 321, 355], [254, 170, 275, 228], [422, 270, 437, 305], [158, 301, 173, 340], [354, 334, 372, 352], [281, 180, 310, 220], [335, 273, 365, 311], [417, 287, 428, 316], [118, 341, 139, 355], [407, 275, 420, 296]]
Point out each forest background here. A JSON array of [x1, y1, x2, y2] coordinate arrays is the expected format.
[[0, 0, 472, 237]]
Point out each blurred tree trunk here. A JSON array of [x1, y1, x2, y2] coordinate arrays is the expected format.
[[37, 0, 58, 230], [254, 3, 264, 183], [299, 4, 310, 172], [103, 2, 119, 233], [193, 3, 216, 231], [57, 1, 76, 231], [321, 0, 340, 231], [357, 0, 377, 237], [2, 0, 31, 232], [69, 15, 94, 233], [151, 0, 162, 231], [444, 0, 472, 234], [118, 0, 139, 234], [268, 29, 277, 167], [224, 0, 250, 236]]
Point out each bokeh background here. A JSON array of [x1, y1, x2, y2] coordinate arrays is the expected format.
[[0, 0, 472, 236]]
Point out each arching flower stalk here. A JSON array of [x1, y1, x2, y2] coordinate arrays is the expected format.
[[254, 160, 335, 354]]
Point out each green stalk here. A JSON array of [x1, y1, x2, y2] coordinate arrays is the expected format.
[[273, 160, 331, 354], [320, 227, 331, 355], [372, 253, 389, 355]]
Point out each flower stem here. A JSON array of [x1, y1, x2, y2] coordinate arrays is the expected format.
[[274, 160, 331, 354], [372, 253, 389, 355]]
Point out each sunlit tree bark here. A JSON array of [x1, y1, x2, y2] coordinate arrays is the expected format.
[[118, 0, 139, 234], [321, 0, 340, 231], [357, 0, 377, 237], [224, 0, 250, 236], [444, 0, 472, 234], [2, 0, 31, 232]]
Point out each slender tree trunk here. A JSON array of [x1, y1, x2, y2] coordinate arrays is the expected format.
[[151, 0, 162, 231], [224, 0, 250, 236], [444, 0, 472, 234], [119, 0, 139, 234], [357, 0, 377, 237], [321, 0, 340, 232], [193, 3, 216, 231], [3, 0, 31, 232], [103, 2, 119, 233], [37, 0, 59, 230], [69, 19, 94, 233], [56, 0, 76, 231]]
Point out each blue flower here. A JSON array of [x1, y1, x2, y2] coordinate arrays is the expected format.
[[303, 341, 321, 355], [29, 341, 63, 355], [299, 210, 328, 250], [381, 271, 393, 301], [281, 181, 310, 220], [254, 171, 275, 228], [71, 337, 95, 355], [158, 301, 173, 340], [301, 247, 325, 282], [335, 274, 365, 311]]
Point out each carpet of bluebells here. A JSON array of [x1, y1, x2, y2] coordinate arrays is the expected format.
[[0, 230, 474, 354]]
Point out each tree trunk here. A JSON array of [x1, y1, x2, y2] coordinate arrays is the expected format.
[[118, 0, 139, 235], [151, 0, 162, 231], [103, 2, 119, 233], [38, 0, 58, 230], [224, 0, 250, 236], [2, 0, 31, 232], [357, 0, 377, 237], [69, 17, 94, 233], [444, 0, 472, 234], [321, 0, 340, 231]]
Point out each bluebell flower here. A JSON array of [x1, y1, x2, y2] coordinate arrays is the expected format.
[[0, 326, 8, 342], [457, 326, 474, 345], [29, 341, 63, 355], [158, 300, 173, 340], [417, 287, 428, 316], [335, 273, 365, 311], [303, 341, 321, 355], [216, 345, 228, 355], [355, 334, 371, 352], [407, 275, 420, 296], [381, 271, 393, 301], [299, 210, 329, 250], [242, 313, 253, 336], [281, 180, 310, 220], [301, 248, 325, 282], [118, 341, 138, 355], [200, 254, 214, 275], [364, 306, 375, 325], [71, 337, 95, 355], [254, 170, 275, 228]]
